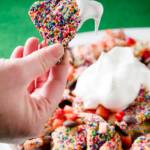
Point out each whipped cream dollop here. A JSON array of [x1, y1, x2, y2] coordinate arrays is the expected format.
[[76, 0, 104, 32], [74, 47, 150, 112]]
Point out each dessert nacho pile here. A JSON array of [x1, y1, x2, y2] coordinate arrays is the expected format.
[[21, 30, 150, 150]]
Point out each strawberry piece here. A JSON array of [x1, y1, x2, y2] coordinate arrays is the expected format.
[[67, 74, 74, 82], [65, 113, 78, 121], [115, 111, 125, 122], [96, 105, 110, 120], [54, 108, 64, 119], [121, 135, 132, 148], [67, 66, 75, 81], [64, 105, 74, 114], [85, 109, 96, 114], [136, 96, 144, 102], [126, 37, 136, 46], [142, 49, 150, 60], [139, 88, 145, 96], [52, 119, 64, 129]]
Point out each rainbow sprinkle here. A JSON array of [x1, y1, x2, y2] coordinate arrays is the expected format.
[[29, 0, 81, 47], [131, 134, 150, 150]]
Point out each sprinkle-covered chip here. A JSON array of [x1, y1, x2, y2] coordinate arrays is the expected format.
[[131, 134, 150, 150], [29, 0, 81, 47]]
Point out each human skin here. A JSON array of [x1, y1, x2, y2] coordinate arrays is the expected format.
[[0, 37, 69, 143]]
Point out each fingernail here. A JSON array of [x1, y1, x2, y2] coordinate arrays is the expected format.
[[49, 44, 64, 58]]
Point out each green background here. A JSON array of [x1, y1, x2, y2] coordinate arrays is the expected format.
[[0, 0, 150, 58]]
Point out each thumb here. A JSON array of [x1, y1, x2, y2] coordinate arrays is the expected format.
[[21, 43, 64, 84]]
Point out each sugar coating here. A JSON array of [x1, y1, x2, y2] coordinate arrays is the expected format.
[[131, 134, 150, 150], [51, 113, 118, 150], [29, 0, 81, 47]]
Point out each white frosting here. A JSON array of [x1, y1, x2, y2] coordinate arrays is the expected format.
[[74, 47, 150, 112], [76, 0, 104, 32]]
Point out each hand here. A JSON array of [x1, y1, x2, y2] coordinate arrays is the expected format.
[[0, 37, 69, 143]]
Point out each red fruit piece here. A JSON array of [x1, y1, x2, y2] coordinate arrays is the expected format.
[[126, 37, 136, 46], [67, 66, 75, 81], [54, 108, 64, 119], [115, 111, 125, 122], [139, 88, 145, 96], [121, 135, 132, 148], [85, 109, 96, 114], [53, 119, 64, 129], [96, 105, 110, 120], [136, 96, 144, 102], [142, 49, 150, 60], [67, 73, 74, 82], [65, 113, 78, 121], [64, 105, 74, 114]]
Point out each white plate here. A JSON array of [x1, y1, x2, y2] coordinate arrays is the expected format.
[[1, 27, 150, 150], [0, 144, 15, 150], [70, 27, 150, 47]]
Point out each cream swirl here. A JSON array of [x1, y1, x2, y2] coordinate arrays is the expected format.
[[74, 47, 150, 112]]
